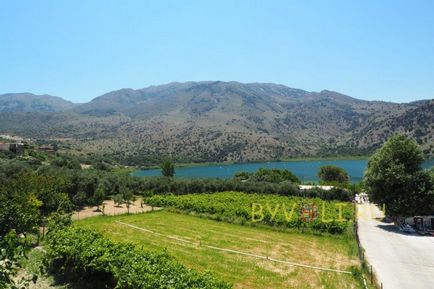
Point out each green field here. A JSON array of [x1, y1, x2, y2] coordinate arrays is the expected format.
[[75, 210, 363, 289]]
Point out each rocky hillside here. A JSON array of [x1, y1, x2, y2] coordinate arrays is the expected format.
[[0, 93, 77, 112], [0, 82, 432, 165]]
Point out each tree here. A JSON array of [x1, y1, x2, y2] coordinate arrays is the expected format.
[[161, 157, 175, 177], [51, 156, 80, 170], [112, 194, 124, 207], [103, 174, 130, 197], [429, 167, 434, 181], [0, 191, 41, 237], [73, 171, 98, 200], [72, 191, 87, 207], [364, 134, 434, 216], [123, 191, 135, 214], [92, 185, 105, 212], [318, 165, 349, 185]]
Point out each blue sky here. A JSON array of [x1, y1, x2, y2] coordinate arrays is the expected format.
[[1, 1, 433, 103]]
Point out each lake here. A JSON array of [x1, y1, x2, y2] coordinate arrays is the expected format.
[[133, 158, 434, 182]]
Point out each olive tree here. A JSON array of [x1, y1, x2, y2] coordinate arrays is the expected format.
[[92, 185, 105, 212], [112, 194, 124, 207], [123, 191, 135, 214]]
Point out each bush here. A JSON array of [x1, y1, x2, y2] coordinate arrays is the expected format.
[[145, 192, 353, 234], [46, 227, 231, 289], [0, 231, 33, 289], [318, 165, 349, 185]]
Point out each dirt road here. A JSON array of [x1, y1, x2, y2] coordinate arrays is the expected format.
[[72, 199, 159, 220], [357, 203, 434, 289]]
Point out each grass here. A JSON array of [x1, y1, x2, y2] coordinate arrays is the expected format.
[[75, 210, 364, 289]]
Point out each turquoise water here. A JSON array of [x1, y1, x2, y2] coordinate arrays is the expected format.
[[133, 159, 434, 182]]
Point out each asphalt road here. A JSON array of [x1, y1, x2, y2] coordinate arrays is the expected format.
[[357, 203, 434, 289]]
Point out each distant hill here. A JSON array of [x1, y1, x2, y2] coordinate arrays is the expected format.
[[0, 82, 432, 165], [0, 93, 77, 112]]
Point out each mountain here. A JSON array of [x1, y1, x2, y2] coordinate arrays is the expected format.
[[0, 82, 432, 165], [350, 99, 434, 150], [0, 93, 77, 112], [75, 81, 310, 117]]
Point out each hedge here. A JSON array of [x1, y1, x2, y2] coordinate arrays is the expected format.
[[46, 227, 231, 289]]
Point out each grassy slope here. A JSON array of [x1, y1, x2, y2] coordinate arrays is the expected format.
[[75, 211, 363, 289]]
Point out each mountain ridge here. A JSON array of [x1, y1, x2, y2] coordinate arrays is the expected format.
[[0, 93, 77, 112], [2, 82, 431, 109], [0, 81, 432, 165]]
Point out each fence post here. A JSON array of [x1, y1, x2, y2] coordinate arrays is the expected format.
[[370, 265, 373, 284]]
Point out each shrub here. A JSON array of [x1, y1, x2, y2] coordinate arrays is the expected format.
[[46, 227, 231, 289], [318, 165, 349, 185], [145, 192, 353, 234]]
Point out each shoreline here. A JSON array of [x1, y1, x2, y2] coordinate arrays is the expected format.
[[137, 155, 370, 171]]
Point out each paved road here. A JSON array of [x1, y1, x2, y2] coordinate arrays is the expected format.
[[357, 203, 434, 289]]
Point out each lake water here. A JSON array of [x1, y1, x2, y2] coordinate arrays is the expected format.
[[133, 159, 434, 182]]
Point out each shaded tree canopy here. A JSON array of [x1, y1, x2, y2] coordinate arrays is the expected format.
[[364, 134, 434, 216]]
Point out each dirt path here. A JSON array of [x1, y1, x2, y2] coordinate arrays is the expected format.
[[357, 203, 434, 289], [72, 199, 159, 220]]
